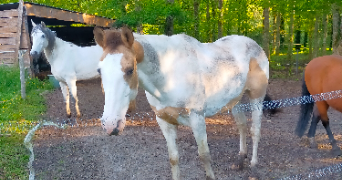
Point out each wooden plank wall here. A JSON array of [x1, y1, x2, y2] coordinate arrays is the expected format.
[[0, 9, 19, 64]]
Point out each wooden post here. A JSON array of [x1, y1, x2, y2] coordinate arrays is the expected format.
[[14, 0, 24, 66], [19, 50, 27, 99]]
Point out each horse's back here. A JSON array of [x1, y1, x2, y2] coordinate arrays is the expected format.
[[305, 55, 342, 111]]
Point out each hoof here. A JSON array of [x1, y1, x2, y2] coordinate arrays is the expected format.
[[332, 147, 342, 156], [249, 166, 259, 180], [206, 176, 215, 180], [309, 138, 318, 149], [77, 113, 82, 118], [231, 154, 246, 170], [67, 113, 71, 118]]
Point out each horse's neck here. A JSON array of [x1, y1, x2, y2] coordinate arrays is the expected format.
[[43, 37, 66, 63], [135, 34, 170, 99]]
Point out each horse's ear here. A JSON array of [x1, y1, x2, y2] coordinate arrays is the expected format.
[[41, 21, 46, 28], [31, 19, 36, 27], [93, 26, 105, 48], [121, 26, 134, 48]]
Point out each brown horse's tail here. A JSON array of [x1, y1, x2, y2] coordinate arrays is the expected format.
[[295, 73, 314, 138]]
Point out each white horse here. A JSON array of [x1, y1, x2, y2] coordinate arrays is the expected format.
[[95, 26, 276, 179], [30, 21, 105, 118]]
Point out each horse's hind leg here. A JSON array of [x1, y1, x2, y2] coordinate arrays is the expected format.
[[60, 81, 71, 118], [249, 98, 264, 167], [189, 111, 215, 180], [307, 104, 320, 148], [156, 117, 180, 180], [322, 119, 341, 156], [316, 102, 341, 156], [232, 106, 247, 170], [67, 79, 81, 118]]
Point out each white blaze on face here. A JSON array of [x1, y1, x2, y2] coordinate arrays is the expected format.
[[30, 30, 48, 55], [99, 53, 137, 135]]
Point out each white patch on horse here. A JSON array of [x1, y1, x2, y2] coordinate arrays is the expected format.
[[99, 53, 138, 134]]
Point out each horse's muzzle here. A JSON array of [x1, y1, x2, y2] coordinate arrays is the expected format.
[[103, 120, 125, 136], [30, 51, 40, 60]]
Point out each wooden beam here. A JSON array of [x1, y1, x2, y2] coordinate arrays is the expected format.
[[25, 4, 115, 27], [0, 45, 16, 51], [0, 52, 15, 59], [0, 37, 16, 45], [0, 10, 19, 18], [0, 33, 17, 38], [0, 26, 18, 33]]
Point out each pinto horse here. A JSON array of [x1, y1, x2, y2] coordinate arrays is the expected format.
[[94, 26, 277, 179], [296, 55, 342, 156]]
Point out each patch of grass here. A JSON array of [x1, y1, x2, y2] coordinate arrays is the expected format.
[[269, 48, 333, 80], [0, 66, 53, 179], [0, 134, 30, 180], [0, 66, 53, 121]]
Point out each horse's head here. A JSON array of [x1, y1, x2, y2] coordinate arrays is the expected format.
[[94, 26, 144, 136], [30, 20, 55, 59]]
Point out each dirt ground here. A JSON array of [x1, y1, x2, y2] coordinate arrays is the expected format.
[[32, 78, 342, 180]]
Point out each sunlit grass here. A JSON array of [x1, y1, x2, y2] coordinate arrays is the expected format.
[[269, 48, 333, 79], [0, 66, 53, 179]]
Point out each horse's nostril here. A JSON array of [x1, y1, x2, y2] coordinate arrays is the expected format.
[[97, 68, 101, 75]]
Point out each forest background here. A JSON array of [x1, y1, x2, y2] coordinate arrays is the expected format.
[[2, 0, 342, 78]]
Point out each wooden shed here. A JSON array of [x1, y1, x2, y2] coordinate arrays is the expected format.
[[0, 0, 115, 77]]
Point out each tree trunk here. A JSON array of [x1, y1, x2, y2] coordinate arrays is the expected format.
[[308, 30, 313, 60], [206, 0, 211, 42], [217, 0, 223, 38], [211, 0, 217, 41], [263, 6, 270, 60], [332, 3, 341, 55], [275, 12, 281, 55], [322, 14, 328, 55], [164, 0, 174, 36], [194, 0, 200, 40], [287, 10, 294, 62], [313, 14, 320, 58]]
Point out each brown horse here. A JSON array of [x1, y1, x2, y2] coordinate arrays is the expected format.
[[295, 55, 342, 156]]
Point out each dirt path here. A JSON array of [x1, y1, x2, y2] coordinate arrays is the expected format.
[[32, 78, 342, 180]]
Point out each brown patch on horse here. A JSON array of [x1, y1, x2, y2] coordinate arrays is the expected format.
[[93, 26, 105, 47], [133, 41, 144, 64], [245, 58, 268, 99], [150, 105, 190, 125]]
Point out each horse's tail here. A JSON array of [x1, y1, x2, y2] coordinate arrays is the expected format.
[[295, 73, 314, 138], [262, 93, 281, 117]]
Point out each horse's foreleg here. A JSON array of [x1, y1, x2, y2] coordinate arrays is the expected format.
[[156, 117, 180, 180], [250, 98, 263, 168], [60, 82, 71, 118], [189, 111, 215, 180], [307, 105, 320, 148], [232, 106, 247, 170], [67, 79, 81, 118]]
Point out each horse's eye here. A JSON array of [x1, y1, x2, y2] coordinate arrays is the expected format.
[[42, 34, 45, 38], [126, 68, 134, 75]]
